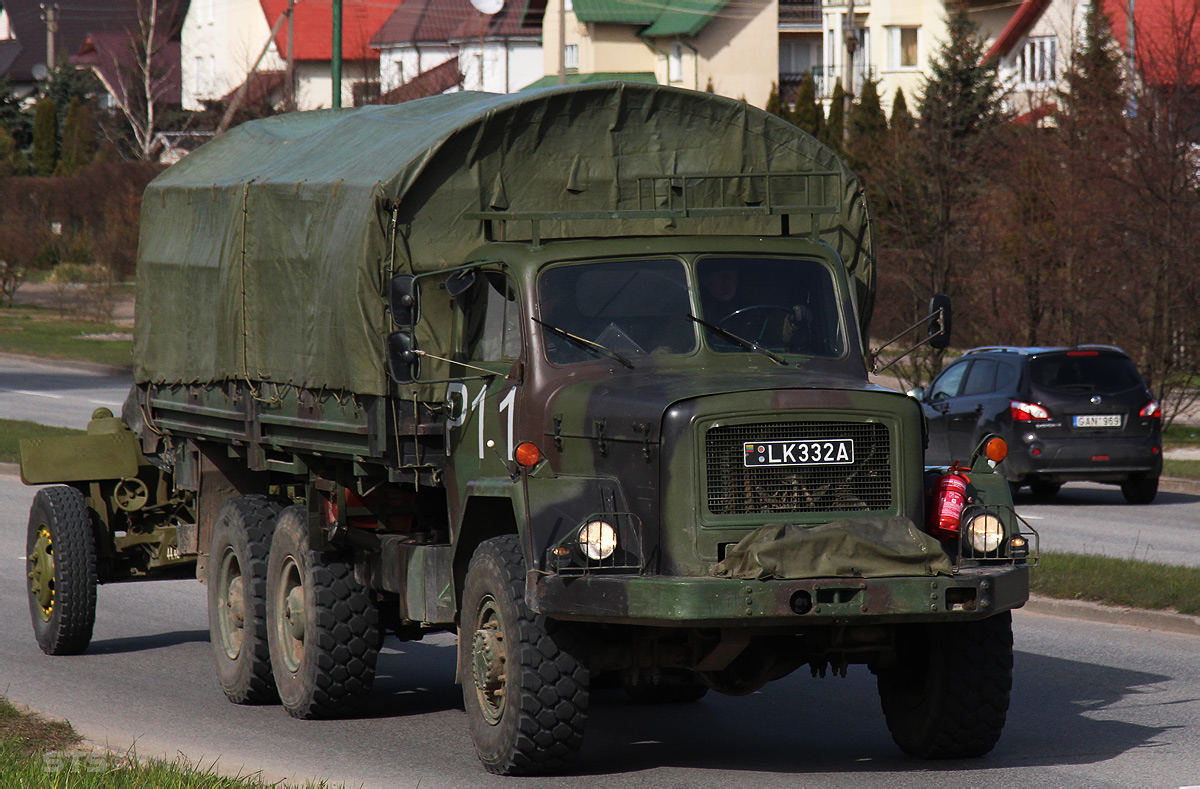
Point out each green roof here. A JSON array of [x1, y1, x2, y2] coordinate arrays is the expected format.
[[522, 72, 658, 90], [574, 0, 729, 37]]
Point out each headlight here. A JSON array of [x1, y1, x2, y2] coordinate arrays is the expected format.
[[965, 512, 1004, 553], [578, 520, 617, 561]]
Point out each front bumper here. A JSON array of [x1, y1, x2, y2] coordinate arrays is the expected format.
[[530, 563, 1029, 627]]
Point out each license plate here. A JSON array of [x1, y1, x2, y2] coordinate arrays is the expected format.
[[744, 439, 854, 467], [1074, 414, 1122, 428]]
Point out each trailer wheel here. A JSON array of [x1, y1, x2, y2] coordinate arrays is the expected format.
[[208, 495, 285, 704], [462, 535, 589, 776], [877, 612, 1013, 759], [27, 486, 98, 656], [266, 506, 379, 719]]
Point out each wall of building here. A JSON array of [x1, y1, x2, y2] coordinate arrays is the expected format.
[[379, 45, 457, 93], [181, 0, 285, 110]]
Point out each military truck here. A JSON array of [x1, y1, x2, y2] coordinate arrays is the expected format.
[[21, 83, 1035, 775]]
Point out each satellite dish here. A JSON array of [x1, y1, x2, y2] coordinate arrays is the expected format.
[[31, 64, 49, 80], [471, 0, 504, 15]]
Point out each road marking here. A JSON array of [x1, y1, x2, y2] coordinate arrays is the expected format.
[[0, 389, 64, 399], [1019, 514, 1044, 520], [87, 399, 122, 406]]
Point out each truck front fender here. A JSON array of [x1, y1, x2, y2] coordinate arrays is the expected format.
[[19, 408, 143, 486]]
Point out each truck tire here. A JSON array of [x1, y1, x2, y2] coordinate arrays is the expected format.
[[462, 535, 589, 775], [265, 506, 379, 719], [877, 612, 1013, 759], [26, 486, 97, 656], [1121, 474, 1158, 505], [208, 495, 285, 705]]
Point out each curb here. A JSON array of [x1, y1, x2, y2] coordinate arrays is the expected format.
[[1161, 476, 1200, 495], [1022, 594, 1200, 638]]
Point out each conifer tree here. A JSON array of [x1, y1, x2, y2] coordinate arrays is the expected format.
[[791, 72, 825, 137], [764, 82, 786, 120], [0, 125, 21, 176], [918, 1, 1003, 148], [705, 77, 715, 93], [56, 97, 95, 176], [31, 98, 58, 177], [823, 79, 845, 152], [850, 79, 887, 141], [889, 87, 914, 134]]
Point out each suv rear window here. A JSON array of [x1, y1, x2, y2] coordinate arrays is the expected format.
[[1029, 353, 1144, 394]]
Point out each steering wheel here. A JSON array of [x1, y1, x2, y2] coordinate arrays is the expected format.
[[716, 304, 794, 344]]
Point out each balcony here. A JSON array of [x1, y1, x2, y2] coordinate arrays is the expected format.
[[779, 0, 821, 26], [780, 66, 836, 102]]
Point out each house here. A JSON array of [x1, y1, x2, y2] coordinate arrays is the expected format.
[[540, 0, 779, 108], [371, 0, 542, 99], [0, 0, 181, 98], [780, 0, 826, 103], [70, 29, 182, 113], [181, 0, 397, 112]]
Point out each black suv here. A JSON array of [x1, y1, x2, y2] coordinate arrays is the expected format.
[[913, 345, 1163, 503]]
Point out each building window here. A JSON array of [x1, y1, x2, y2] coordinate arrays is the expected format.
[[888, 26, 918, 69], [564, 43, 579, 70], [779, 40, 814, 78], [1017, 35, 1057, 88], [668, 42, 683, 83]]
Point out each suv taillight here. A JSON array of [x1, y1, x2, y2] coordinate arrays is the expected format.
[[1140, 400, 1162, 418], [1010, 400, 1050, 421]]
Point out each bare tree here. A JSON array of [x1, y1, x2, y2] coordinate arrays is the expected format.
[[109, 0, 183, 160]]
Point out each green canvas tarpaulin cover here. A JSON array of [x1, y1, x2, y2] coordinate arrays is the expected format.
[[710, 519, 954, 580], [135, 81, 874, 396]]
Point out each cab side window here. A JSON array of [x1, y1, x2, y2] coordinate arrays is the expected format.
[[463, 273, 521, 361], [961, 359, 998, 397], [928, 362, 969, 401]]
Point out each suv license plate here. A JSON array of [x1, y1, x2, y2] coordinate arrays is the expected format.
[[1074, 414, 1122, 428], [744, 439, 854, 467]]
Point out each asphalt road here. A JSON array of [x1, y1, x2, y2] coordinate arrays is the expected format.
[[1014, 483, 1200, 567], [0, 355, 131, 429], [4, 472, 1200, 787]]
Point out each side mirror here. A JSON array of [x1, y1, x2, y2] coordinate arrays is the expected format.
[[387, 331, 420, 383], [445, 269, 477, 299], [928, 294, 952, 350], [390, 274, 417, 327]]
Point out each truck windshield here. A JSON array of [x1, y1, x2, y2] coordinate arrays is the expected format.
[[539, 258, 695, 364], [696, 256, 844, 357]]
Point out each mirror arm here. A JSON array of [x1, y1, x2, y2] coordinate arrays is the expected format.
[[868, 306, 947, 373]]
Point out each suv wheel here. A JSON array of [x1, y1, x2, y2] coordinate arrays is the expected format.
[[1029, 481, 1061, 498], [1121, 474, 1159, 505]]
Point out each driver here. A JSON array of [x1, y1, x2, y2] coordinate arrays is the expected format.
[[698, 262, 813, 353]]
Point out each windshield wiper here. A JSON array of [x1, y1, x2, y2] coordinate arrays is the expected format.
[[687, 314, 787, 366], [532, 318, 635, 369]]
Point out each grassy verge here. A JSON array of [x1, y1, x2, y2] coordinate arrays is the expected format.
[[0, 419, 84, 464], [0, 696, 325, 787], [1163, 459, 1200, 480], [0, 310, 132, 368], [1163, 423, 1200, 448], [1030, 552, 1200, 616]]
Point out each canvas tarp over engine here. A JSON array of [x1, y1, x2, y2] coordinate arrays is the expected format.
[[134, 81, 874, 399]]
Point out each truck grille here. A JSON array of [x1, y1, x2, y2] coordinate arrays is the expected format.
[[705, 421, 892, 515]]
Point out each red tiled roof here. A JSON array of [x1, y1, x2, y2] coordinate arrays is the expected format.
[[371, 0, 538, 48], [379, 56, 463, 103], [1012, 102, 1057, 125], [259, 0, 400, 62], [1102, 0, 1200, 86]]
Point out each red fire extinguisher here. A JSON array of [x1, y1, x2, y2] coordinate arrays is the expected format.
[[929, 464, 970, 540]]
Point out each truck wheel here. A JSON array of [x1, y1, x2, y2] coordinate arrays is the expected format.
[[27, 486, 97, 656], [1121, 474, 1158, 505], [462, 535, 589, 775], [208, 495, 284, 705], [877, 612, 1013, 759], [266, 506, 379, 719]]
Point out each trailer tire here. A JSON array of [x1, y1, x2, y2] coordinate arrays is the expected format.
[[462, 535, 589, 776], [266, 506, 379, 719], [27, 486, 97, 656], [877, 612, 1013, 759], [208, 495, 285, 705]]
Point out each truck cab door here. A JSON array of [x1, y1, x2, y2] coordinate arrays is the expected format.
[[446, 272, 526, 479]]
